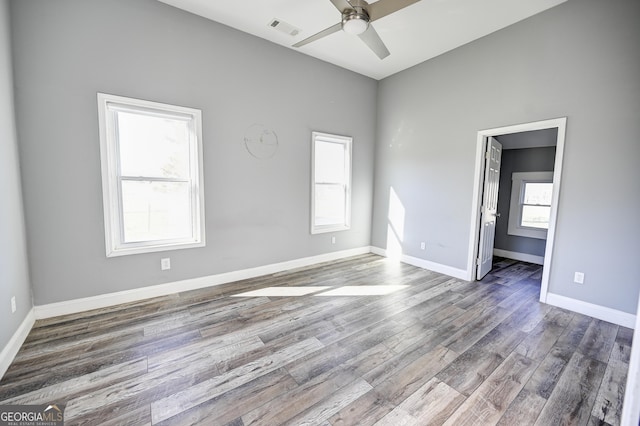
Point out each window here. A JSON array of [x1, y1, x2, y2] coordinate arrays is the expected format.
[[97, 93, 205, 257], [507, 171, 553, 240], [311, 132, 352, 234]]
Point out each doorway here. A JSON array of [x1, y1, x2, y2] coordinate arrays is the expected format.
[[467, 117, 567, 303]]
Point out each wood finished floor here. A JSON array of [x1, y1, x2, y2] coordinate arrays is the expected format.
[[0, 254, 632, 425]]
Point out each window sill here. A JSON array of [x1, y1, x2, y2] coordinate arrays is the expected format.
[[106, 240, 205, 257], [311, 225, 350, 235], [507, 227, 547, 240]]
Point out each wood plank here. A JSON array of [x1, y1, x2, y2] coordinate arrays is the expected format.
[[578, 319, 618, 363], [240, 367, 362, 426], [443, 352, 538, 426], [328, 390, 394, 426], [524, 345, 573, 399], [286, 320, 407, 384], [62, 334, 266, 421], [383, 304, 467, 354], [442, 305, 515, 354], [147, 335, 263, 372], [361, 314, 473, 388], [373, 407, 418, 426], [499, 297, 551, 333], [555, 312, 593, 350], [514, 308, 573, 360], [497, 388, 546, 425], [437, 324, 526, 396], [1, 358, 148, 405], [397, 377, 466, 425], [153, 369, 298, 426], [68, 400, 152, 426], [375, 345, 458, 405], [286, 378, 373, 426], [610, 326, 633, 363], [390, 290, 464, 327], [535, 352, 607, 425], [590, 358, 628, 425], [150, 338, 324, 423]]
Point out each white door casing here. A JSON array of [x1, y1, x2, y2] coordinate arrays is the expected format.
[[467, 117, 567, 303], [477, 137, 502, 279]]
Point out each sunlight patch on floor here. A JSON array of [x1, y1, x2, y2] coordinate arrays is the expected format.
[[231, 284, 410, 297], [231, 286, 331, 297], [314, 285, 409, 296]]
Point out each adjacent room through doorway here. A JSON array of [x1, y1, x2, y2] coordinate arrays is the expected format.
[[470, 117, 567, 304]]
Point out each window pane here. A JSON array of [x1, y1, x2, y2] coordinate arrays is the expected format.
[[315, 141, 345, 183], [117, 111, 191, 179], [521, 205, 550, 229], [121, 180, 192, 242], [523, 182, 552, 205], [315, 183, 345, 226]]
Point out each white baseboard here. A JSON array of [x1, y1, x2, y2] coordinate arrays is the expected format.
[[493, 248, 544, 265], [369, 246, 386, 257], [546, 292, 636, 328], [34, 246, 372, 320], [370, 246, 468, 280], [0, 308, 35, 380]]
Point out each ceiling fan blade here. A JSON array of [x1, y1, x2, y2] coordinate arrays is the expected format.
[[328, 0, 354, 13], [358, 25, 390, 59], [367, 0, 421, 22], [292, 22, 342, 48]]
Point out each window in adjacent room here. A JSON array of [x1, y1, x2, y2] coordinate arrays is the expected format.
[[311, 132, 352, 234], [97, 93, 205, 257], [507, 171, 553, 240]]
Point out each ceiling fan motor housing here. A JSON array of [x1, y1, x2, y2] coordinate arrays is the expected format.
[[341, 8, 370, 35]]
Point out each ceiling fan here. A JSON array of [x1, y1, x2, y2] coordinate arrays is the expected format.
[[292, 0, 421, 59]]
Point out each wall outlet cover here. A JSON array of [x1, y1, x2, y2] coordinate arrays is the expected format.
[[161, 258, 171, 271]]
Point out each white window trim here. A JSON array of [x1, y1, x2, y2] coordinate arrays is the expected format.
[[97, 93, 206, 257], [311, 132, 352, 234], [507, 171, 553, 240]]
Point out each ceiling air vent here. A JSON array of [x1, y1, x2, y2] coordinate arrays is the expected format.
[[268, 18, 300, 37]]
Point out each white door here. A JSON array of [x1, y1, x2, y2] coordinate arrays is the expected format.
[[477, 137, 502, 280]]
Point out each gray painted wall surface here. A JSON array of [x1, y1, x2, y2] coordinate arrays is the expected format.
[[0, 0, 32, 351], [494, 146, 556, 257], [10, 0, 377, 305], [373, 0, 640, 313]]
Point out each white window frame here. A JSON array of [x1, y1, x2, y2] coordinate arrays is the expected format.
[[311, 132, 352, 234], [507, 171, 553, 240], [97, 93, 205, 257]]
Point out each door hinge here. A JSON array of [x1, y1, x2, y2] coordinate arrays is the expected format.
[[485, 151, 490, 160], [476, 258, 481, 266]]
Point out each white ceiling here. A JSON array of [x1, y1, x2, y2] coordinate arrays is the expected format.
[[157, 0, 566, 80]]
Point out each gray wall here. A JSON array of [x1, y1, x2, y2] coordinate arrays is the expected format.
[[0, 0, 32, 351], [373, 0, 640, 313], [494, 146, 556, 257], [10, 0, 377, 305]]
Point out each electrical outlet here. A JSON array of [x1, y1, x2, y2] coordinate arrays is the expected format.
[[11, 296, 16, 313], [420, 242, 426, 250], [161, 258, 171, 271], [331, 236, 336, 244], [574, 272, 584, 284]]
